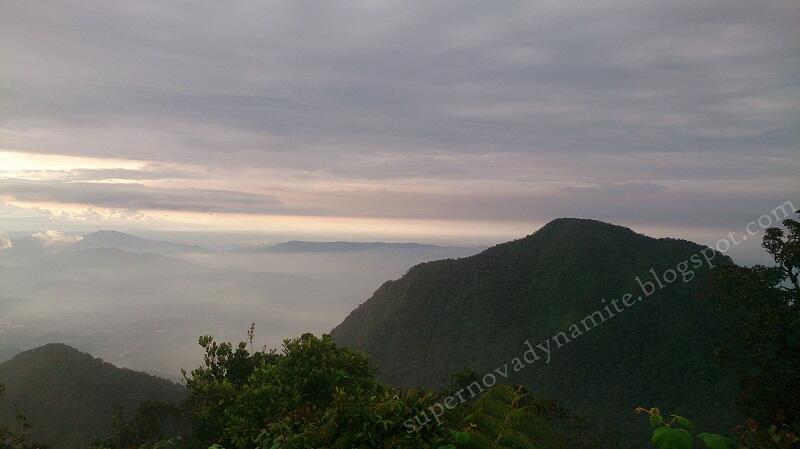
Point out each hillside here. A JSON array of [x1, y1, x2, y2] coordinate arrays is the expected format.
[[0, 344, 187, 448], [331, 218, 740, 444]]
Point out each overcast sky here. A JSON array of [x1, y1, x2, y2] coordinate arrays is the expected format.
[[1, 0, 798, 245]]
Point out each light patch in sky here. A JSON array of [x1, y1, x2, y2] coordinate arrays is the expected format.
[[0, 150, 145, 174]]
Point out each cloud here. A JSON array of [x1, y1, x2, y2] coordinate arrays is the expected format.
[[31, 230, 83, 247], [1, 0, 797, 163], [66, 166, 201, 181], [0, 0, 797, 237], [0, 178, 281, 215], [0, 232, 12, 251], [561, 182, 667, 195]]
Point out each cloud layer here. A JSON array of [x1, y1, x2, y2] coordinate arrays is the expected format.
[[0, 0, 797, 239]]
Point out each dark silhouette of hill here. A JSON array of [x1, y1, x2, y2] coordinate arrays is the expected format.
[[331, 218, 739, 444], [0, 344, 187, 449]]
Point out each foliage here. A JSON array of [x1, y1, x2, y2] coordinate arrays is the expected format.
[[105, 332, 459, 449], [98, 331, 617, 449], [636, 407, 736, 449], [707, 210, 800, 444], [733, 413, 799, 449], [460, 384, 565, 449], [101, 401, 191, 449]]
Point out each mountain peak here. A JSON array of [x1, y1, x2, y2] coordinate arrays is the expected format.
[[82, 230, 144, 242], [331, 220, 737, 445], [77, 230, 200, 254], [89, 229, 127, 235], [533, 217, 639, 238], [5, 343, 94, 366]]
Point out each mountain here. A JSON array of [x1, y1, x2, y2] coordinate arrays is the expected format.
[[236, 240, 478, 254], [75, 230, 202, 254], [0, 344, 187, 448], [331, 218, 739, 444]]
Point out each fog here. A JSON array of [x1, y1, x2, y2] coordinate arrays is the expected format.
[[0, 231, 480, 379]]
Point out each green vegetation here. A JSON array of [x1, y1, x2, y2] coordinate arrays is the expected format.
[[707, 212, 800, 448], [636, 408, 737, 449], [461, 385, 564, 449], [332, 218, 740, 444], [91, 332, 617, 449]]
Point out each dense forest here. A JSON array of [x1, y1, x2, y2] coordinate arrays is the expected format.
[[332, 218, 740, 443], [1, 214, 798, 449]]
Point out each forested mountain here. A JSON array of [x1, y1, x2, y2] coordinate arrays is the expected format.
[[0, 344, 186, 449], [331, 218, 741, 444]]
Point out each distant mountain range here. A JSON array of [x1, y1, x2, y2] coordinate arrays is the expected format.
[[2, 229, 478, 257], [231, 240, 480, 254], [0, 230, 202, 258], [0, 230, 482, 379], [0, 344, 186, 448], [332, 218, 740, 445]]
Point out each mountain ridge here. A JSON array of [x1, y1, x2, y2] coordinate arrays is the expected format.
[[234, 240, 480, 253], [331, 217, 738, 445]]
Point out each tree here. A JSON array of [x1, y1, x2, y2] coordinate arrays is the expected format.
[[707, 209, 800, 447], [98, 329, 620, 449], [106, 332, 459, 449]]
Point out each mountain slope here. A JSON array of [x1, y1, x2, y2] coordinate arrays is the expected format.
[[331, 218, 739, 443], [0, 344, 187, 448]]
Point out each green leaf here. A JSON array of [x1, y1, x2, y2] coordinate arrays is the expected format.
[[673, 415, 695, 433], [650, 414, 664, 429], [698, 432, 737, 449], [652, 427, 693, 449], [452, 431, 471, 444]]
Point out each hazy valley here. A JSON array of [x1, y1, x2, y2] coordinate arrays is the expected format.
[[0, 230, 480, 378]]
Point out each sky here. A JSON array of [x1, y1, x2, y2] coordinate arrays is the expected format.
[[1, 0, 798, 247]]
